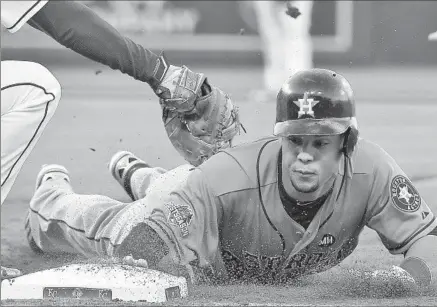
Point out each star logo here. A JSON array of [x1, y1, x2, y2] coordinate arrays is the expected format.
[[293, 92, 320, 118], [398, 185, 412, 203], [390, 175, 421, 212]]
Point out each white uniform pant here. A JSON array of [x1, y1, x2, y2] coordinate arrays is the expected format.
[[253, 1, 313, 91], [1, 60, 61, 204]]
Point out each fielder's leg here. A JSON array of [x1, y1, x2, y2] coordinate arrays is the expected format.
[[252, 1, 287, 92], [278, 0, 314, 76], [1, 60, 61, 205]]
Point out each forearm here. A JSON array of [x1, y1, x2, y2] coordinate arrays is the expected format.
[[27, 1, 160, 84], [400, 233, 437, 288]]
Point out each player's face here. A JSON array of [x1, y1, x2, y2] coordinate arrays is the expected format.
[[281, 134, 343, 195]]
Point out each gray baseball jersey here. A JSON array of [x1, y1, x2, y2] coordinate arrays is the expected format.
[[144, 137, 436, 282]]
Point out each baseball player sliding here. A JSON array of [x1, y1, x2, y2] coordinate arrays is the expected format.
[[1, 1, 233, 278], [26, 69, 436, 290]]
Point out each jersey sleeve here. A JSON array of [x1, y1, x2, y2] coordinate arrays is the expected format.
[[366, 150, 437, 255], [1, 0, 48, 33], [143, 167, 222, 270]]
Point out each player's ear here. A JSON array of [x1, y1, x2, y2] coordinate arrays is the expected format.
[[338, 131, 348, 156]]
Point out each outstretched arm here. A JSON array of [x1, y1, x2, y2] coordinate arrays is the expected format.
[[400, 228, 437, 288], [26, 0, 243, 156], [27, 1, 212, 111], [27, 0, 160, 84], [363, 145, 437, 291]]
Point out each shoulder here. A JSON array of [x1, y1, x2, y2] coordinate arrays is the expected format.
[[198, 136, 281, 195], [351, 138, 398, 176]]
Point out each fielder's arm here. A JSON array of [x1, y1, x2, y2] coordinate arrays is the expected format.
[[27, 1, 166, 87], [400, 227, 437, 288], [27, 1, 213, 111], [27, 1, 242, 160]]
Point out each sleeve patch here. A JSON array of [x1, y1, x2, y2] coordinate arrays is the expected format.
[[390, 175, 421, 213], [164, 202, 193, 238]]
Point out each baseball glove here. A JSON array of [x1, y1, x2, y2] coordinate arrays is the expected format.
[[161, 84, 244, 166]]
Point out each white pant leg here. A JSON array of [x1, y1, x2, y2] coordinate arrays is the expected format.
[[253, 1, 287, 91], [278, 1, 314, 76], [254, 1, 314, 91], [1, 61, 61, 205]]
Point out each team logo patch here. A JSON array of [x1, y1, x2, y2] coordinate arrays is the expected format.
[[390, 175, 421, 212], [165, 202, 193, 237], [318, 234, 336, 247], [293, 92, 320, 118]]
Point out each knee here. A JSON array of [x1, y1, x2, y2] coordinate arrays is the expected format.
[[26, 62, 62, 101], [8, 61, 63, 106], [15, 62, 62, 115]]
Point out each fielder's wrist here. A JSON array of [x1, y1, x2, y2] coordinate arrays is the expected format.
[[149, 52, 170, 89]]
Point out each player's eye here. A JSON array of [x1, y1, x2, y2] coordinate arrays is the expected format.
[[314, 140, 329, 148], [288, 136, 303, 146]]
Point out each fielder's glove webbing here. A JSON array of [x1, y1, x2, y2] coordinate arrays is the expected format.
[[161, 85, 244, 166]]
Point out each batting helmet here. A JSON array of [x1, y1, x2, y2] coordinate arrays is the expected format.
[[274, 68, 359, 155]]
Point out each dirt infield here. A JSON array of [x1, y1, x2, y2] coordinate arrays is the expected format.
[[1, 65, 437, 306]]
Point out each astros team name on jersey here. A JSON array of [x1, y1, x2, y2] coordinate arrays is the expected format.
[[220, 241, 356, 283]]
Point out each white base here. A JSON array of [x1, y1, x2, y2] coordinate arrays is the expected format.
[[1, 263, 188, 302], [429, 31, 437, 41]]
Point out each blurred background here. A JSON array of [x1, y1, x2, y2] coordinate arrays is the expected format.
[[1, 0, 436, 67]]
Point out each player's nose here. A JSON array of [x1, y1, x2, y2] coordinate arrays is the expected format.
[[297, 151, 314, 163]]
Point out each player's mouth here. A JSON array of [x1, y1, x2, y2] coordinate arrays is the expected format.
[[294, 168, 316, 175], [293, 169, 317, 178]]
